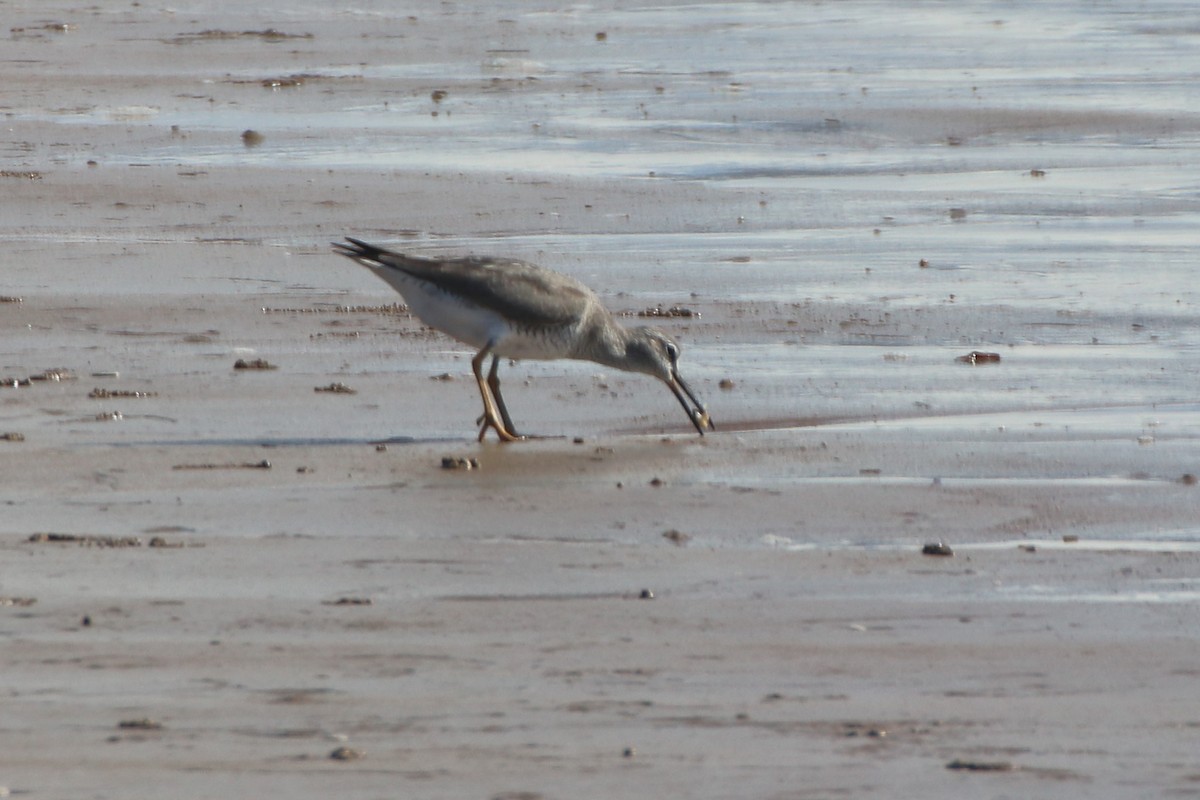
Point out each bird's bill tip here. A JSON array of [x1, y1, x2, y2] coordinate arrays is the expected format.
[[684, 403, 714, 435], [668, 374, 714, 435]]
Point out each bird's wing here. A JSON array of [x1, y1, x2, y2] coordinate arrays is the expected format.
[[334, 238, 593, 328]]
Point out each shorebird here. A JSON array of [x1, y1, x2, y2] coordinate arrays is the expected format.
[[333, 237, 713, 442]]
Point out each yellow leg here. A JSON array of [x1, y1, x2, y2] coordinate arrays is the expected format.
[[486, 355, 519, 436], [472, 348, 522, 442]]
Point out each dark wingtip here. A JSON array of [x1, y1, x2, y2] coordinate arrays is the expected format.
[[332, 236, 381, 261]]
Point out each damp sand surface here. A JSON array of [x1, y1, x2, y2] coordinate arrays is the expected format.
[[2, 2, 1200, 798]]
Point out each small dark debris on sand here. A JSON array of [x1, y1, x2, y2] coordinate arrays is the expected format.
[[314, 382, 356, 394], [946, 758, 1015, 772], [842, 722, 888, 738], [261, 303, 406, 315], [148, 537, 185, 548], [173, 460, 271, 470], [262, 75, 306, 88], [441, 456, 480, 470], [1, 432, 25, 442], [956, 351, 1001, 365], [323, 597, 373, 606], [118, 718, 164, 731], [27, 532, 195, 549], [28, 533, 143, 548], [170, 29, 313, 44], [662, 529, 691, 546], [922, 541, 954, 557], [89, 388, 157, 399], [233, 358, 275, 370], [329, 746, 363, 761], [631, 304, 699, 318], [2, 368, 77, 388]]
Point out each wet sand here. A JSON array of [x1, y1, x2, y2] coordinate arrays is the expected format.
[[3, 2, 1200, 798]]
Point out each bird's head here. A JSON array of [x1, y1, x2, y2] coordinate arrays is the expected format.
[[625, 327, 714, 435]]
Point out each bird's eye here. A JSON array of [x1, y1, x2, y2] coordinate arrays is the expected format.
[[665, 343, 679, 362]]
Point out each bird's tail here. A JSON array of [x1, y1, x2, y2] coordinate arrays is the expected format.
[[331, 236, 390, 266]]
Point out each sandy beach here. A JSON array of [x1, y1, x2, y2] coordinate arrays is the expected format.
[[3, 2, 1200, 797]]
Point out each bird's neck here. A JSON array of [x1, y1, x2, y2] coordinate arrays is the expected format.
[[573, 309, 632, 369]]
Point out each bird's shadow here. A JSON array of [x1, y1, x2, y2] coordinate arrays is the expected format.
[[107, 419, 836, 449]]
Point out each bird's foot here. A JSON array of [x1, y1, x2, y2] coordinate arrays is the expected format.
[[476, 413, 523, 443]]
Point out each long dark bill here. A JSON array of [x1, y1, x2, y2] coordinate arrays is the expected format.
[[667, 371, 714, 435]]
